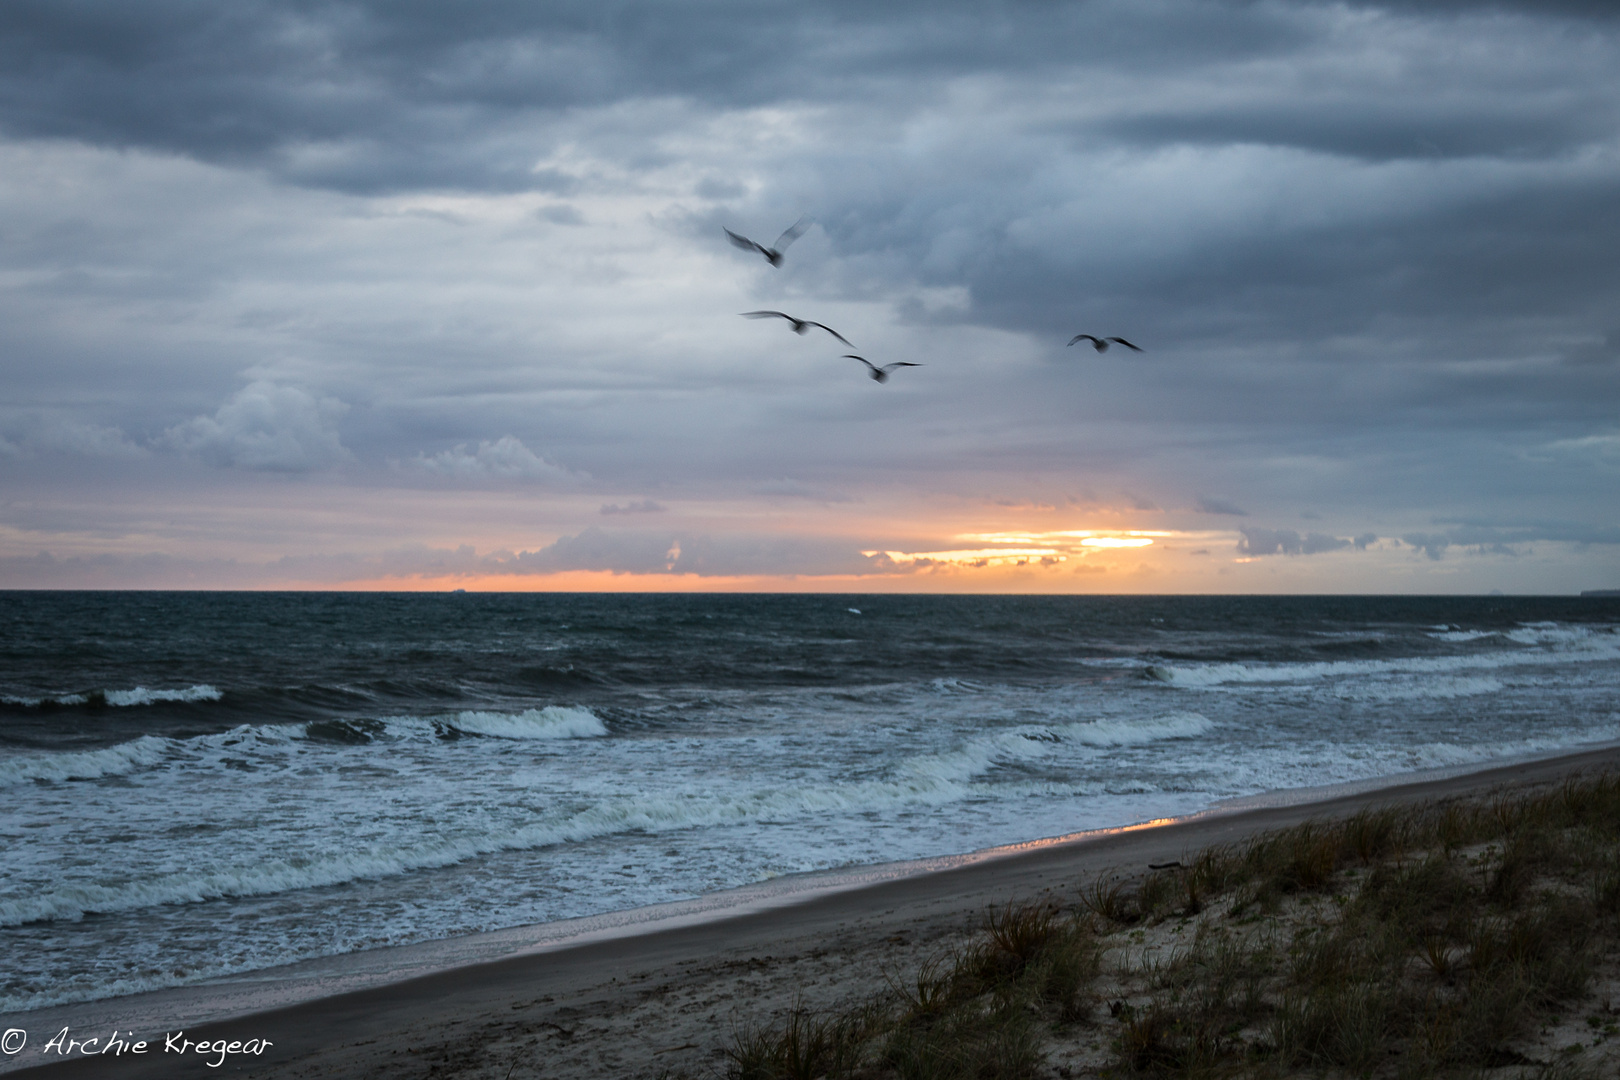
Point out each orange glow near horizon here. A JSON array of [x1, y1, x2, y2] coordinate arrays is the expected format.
[[862, 548, 1069, 566], [291, 526, 1195, 591], [867, 528, 1171, 567]]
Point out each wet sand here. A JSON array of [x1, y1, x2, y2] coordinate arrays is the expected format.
[[11, 745, 1620, 1079]]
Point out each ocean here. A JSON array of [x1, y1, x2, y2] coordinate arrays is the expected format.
[[3, 591, 1619, 1015]]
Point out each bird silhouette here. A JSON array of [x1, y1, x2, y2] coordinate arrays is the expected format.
[[1067, 334, 1143, 352], [724, 217, 811, 267], [844, 355, 922, 383], [740, 311, 851, 346]]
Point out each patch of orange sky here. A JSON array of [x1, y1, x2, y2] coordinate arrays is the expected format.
[[282, 527, 1244, 592]]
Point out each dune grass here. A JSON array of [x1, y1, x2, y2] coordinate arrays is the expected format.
[[715, 773, 1620, 1080]]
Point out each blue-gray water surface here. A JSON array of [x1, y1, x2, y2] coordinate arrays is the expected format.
[[3, 592, 1618, 1011]]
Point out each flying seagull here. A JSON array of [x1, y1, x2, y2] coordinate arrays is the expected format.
[[724, 217, 811, 267], [1067, 334, 1143, 353], [844, 355, 922, 384], [740, 311, 851, 346]]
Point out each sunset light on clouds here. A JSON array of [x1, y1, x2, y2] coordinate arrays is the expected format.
[[1, 1, 1617, 593]]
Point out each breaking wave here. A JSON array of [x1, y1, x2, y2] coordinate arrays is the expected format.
[[0, 736, 173, 787], [0, 705, 609, 788], [446, 706, 607, 740], [0, 711, 1207, 927], [105, 684, 223, 706], [901, 713, 1211, 786], [1146, 623, 1620, 689], [1, 684, 222, 708]]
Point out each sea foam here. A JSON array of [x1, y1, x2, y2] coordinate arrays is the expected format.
[[0, 704, 608, 789], [1, 684, 222, 708], [447, 706, 608, 739], [1146, 625, 1620, 689], [0, 710, 1203, 927], [104, 684, 223, 706], [0, 736, 173, 787]]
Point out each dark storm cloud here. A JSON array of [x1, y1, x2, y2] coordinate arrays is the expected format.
[[1, 0, 1617, 590], [1369, 0, 1619, 17], [5, 0, 1616, 371], [1104, 106, 1610, 164], [0, 0, 1073, 192], [11, 0, 1595, 192]]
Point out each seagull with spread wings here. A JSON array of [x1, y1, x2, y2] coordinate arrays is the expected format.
[[740, 311, 851, 346], [724, 217, 812, 267], [844, 355, 922, 384], [1067, 334, 1143, 352]]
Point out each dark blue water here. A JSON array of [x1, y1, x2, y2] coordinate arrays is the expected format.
[[4, 591, 1618, 1013], [6, 592, 1616, 747]]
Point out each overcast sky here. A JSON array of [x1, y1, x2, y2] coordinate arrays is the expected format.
[[1, 0, 1617, 592]]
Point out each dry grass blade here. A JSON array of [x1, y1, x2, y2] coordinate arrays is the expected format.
[[886, 956, 953, 1018], [1079, 877, 1140, 925], [726, 772, 1620, 1080], [1342, 805, 1404, 864], [1419, 932, 1457, 979], [985, 901, 1058, 968], [726, 1003, 866, 1080]]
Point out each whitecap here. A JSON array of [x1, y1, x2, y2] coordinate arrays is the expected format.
[[1, 692, 89, 707], [0, 736, 173, 787], [1056, 712, 1214, 745], [104, 685, 223, 706], [447, 706, 608, 739], [1147, 626, 1620, 689]]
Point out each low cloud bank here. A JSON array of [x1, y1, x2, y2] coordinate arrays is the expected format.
[[1401, 521, 1620, 561], [1237, 527, 1356, 556]]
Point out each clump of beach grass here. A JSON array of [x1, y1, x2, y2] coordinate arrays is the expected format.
[[718, 773, 1620, 1080]]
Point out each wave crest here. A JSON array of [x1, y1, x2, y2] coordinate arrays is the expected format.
[[2, 684, 222, 708], [0, 736, 172, 787], [1147, 625, 1620, 689], [447, 707, 608, 740], [104, 685, 223, 707]]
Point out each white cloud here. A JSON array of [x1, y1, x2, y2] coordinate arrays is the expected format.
[[412, 435, 581, 482], [1539, 432, 1620, 460], [162, 381, 350, 471]]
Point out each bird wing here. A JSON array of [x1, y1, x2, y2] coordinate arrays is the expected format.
[[843, 354, 877, 371], [1107, 337, 1143, 351], [1067, 334, 1100, 347], [773, 216, 812, 252], [880, 363, 922, 373], [740, 311, 790, 321], [725, 228, 765, 254], [807, 322, 851, 346]]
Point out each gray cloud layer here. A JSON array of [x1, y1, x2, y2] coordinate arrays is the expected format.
[[1, 0, 1617, 588]]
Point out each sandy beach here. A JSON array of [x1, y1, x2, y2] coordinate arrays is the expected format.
[[7, 744, 1619, 1079]]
